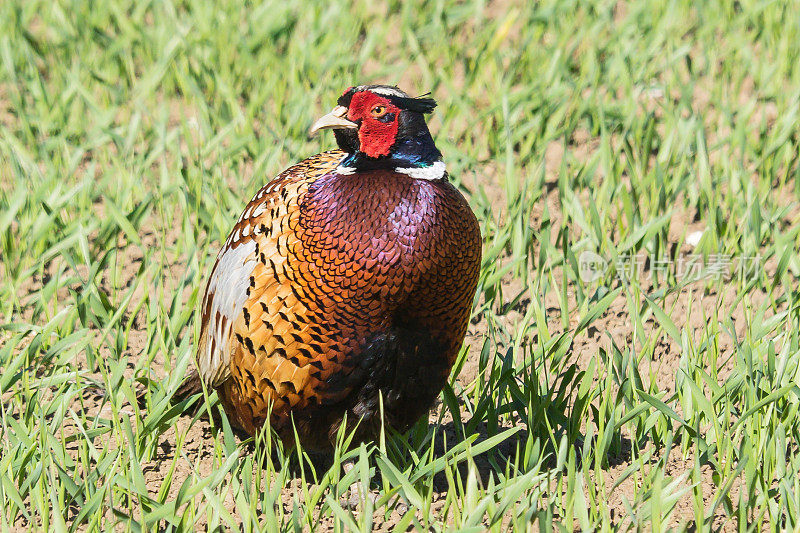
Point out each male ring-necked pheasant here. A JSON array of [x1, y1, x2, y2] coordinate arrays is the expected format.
[[193, 85, 481, 451]]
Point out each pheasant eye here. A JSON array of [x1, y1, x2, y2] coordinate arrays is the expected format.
[[370, 105, 387, 118]]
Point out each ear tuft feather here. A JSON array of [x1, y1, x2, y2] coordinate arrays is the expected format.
[[392, 95, 437, 114]]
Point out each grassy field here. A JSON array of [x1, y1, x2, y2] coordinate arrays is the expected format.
[[2, 0, 800, 530]]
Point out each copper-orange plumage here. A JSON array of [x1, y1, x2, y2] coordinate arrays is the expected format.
[[193, 85, 481, 451]]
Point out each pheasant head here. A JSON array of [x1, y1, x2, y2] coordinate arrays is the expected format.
[[309, 85, 443, 176]]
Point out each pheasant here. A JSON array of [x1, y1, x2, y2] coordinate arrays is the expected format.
[[193, 85, 481, 451]]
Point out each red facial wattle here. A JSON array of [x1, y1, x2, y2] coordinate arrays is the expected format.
[[347, 92, 400, 159]]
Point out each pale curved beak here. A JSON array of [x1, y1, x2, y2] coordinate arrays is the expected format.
[[308, 105, 358, 137]]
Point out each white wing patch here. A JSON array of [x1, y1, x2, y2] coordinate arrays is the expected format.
[[197, 239, 258, 387], [199, 189, 280, 386]]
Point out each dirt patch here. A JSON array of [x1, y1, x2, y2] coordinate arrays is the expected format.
[[0, 82, 15, 130]]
